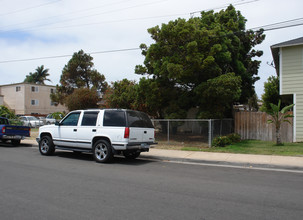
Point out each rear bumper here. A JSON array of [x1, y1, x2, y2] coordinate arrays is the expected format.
[[1, 135, 25, 140], [112, 142, 157, 151]]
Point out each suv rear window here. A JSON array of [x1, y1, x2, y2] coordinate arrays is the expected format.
[[127, 111, 154, 128], [103, 110, 126, 127]]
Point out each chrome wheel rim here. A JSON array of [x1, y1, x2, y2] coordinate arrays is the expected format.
[[95, 143, 108, 161], [41, 139, 49, 154]]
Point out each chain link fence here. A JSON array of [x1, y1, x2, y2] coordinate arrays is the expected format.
[[152, 119, 234, 147]]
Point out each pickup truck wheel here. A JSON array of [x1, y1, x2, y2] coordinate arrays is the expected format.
[[39, 136, 55, 156], [123, 151, 141, 159], [93, 140, 113, 163], [11, 140, 21, 146]]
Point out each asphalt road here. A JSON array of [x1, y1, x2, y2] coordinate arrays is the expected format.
[[1, 143, 303, 220]]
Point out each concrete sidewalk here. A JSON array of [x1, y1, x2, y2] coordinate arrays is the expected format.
[[141, 148, 303, 170], [23, 139, 303, 170]]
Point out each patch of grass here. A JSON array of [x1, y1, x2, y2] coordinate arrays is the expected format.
[[179, 140, 303, 156]]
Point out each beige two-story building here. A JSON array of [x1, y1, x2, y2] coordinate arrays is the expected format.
[[0, 83, 67, 115], [271, 36, 303, 142]]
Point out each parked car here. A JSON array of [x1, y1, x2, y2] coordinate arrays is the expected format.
[[45, 114, 56, 125], [20, 116, 44, 128], [36, 109, 156, 163], [0, 117, 30, 146]]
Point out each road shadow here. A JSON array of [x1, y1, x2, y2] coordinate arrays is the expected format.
[[54, 151, 155, 166], [0, 142, 33, 148]]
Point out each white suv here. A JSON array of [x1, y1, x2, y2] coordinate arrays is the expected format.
[[36, 109, 156, 163]]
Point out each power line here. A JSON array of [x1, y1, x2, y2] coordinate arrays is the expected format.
[[190, 0, 259, 16], [0, 0, 133, 30], [0, 0, 61, 17], [251, 17, 303, 31], [0, 48, 140, 64], [0, 0, 168, 33], [1, 16, 302, 64]]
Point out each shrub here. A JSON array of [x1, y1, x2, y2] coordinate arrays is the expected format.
[[212, 136, 232, 147], [227, 133, 241, 143], [212, 133, 241, 147]]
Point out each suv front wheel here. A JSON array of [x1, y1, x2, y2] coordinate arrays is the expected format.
[[93, 140, 113, 163], [39, 136, 55, 156]]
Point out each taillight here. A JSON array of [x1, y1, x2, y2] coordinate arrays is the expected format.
[[2, 126, 5, 134], [29, 128, 31, 137], [124, 127, 129, 138]]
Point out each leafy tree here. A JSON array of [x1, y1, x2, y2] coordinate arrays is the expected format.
[[196, 72, 242, 118], [267, 100, 294, 145], [135, 5, 265, 119], [51, 50, 107, 109], [64, 88, 99, 111], [50, 112, 65, 120], [0, 105, 16, 119], [260, 75, 280, 113], [260, 75, 293, 113], [24, 65, 51, 84], [103, 79, 137, 109]]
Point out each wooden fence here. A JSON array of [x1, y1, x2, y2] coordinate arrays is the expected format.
[[234, 111, 293, 142]]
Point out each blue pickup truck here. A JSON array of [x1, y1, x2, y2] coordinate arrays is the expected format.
[[0, 117, 31, 146]]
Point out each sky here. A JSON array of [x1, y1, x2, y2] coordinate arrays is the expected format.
[[0, 0, 302, 98]]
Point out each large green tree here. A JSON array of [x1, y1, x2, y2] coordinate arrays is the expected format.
[[51, 50, 107, 110], [103, 79, 137, 109], [24, 65, 51, 84], [135, 5, 265, 118]]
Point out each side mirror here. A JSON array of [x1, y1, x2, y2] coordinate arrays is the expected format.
[[55, 121, 60, 126]]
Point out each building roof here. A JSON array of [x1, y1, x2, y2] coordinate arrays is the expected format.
[[0, 82, 56, 88], [271, 37, 303, 75], [271, 37, 303, 49]]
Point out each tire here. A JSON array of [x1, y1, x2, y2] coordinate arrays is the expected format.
[[123, 151, 141, 159], [39, 136, 55, 156], [92, 140, 113, 163], [11, 140, 21, 146]]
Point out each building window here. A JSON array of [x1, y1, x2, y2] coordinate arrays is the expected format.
[[16, 86, 21, 92], [31, 100, 39, 106], [31, 86, 39, 92]]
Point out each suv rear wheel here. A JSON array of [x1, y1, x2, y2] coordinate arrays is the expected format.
[[93, 140, 113, 163]]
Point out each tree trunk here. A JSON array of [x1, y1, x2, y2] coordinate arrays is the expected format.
[[276, 126, 282, 145]]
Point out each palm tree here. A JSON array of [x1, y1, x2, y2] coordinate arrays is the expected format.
[[267, 100, 294, 145], [34, 65, 51, 84], [24, 65, 51, 84]]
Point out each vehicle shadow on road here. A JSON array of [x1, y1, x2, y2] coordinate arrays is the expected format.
[[0, 142, 33, 148], [54, 151, 155, 166]]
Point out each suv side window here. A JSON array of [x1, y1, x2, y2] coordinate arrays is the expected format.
[[81, 112, 99, 126], [60, 112, 80, 126], [103, 110, 126, 127]]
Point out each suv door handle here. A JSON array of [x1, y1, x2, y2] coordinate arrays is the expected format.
[[73, 129, 77, 132], [144, 131, 147, 134], [92, 129, 96, 132]]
